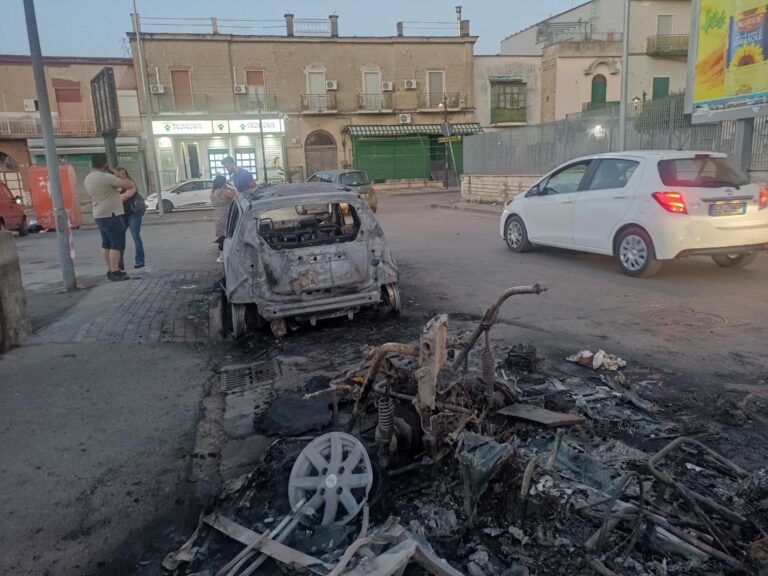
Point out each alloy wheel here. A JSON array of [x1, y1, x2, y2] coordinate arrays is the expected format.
[[619, 234, 648, 272]]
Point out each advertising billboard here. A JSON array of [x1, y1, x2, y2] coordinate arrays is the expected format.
[[689, 0, 768, 122]]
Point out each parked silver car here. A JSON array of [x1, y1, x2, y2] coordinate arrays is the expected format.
[[223, 183, 400, 338], [307, 169, 378, 212]]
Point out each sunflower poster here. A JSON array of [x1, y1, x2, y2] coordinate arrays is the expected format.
[[693, 0, 768, 109]]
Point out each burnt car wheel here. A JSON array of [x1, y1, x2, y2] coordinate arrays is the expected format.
[[711, 252, 758, 269], [381, 283, 401, 314], [231, 303, 246, 338]]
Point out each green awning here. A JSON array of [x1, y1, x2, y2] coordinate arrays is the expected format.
[[346, 123, 483, 138]]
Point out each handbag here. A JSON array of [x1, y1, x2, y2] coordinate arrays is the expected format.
[[127, 192, 147, 216]]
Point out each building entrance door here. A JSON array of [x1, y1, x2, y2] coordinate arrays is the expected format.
[[304, 131, 337, 177]]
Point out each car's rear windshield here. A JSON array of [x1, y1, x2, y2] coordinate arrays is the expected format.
[[339, 171, 369, 186], [658, 156, 750, 188], [258, 202, 360, 249]]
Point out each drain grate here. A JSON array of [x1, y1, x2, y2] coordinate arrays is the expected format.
[[649, 307, 728, 329], [220, 360, 279, 393]]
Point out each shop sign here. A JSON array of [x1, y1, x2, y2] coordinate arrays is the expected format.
[[213, 121, 229, 134], [228, 118, 285, 134], [152, 120, 213, 135]]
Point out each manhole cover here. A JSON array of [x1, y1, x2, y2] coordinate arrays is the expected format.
[[220, 360, 279, 392], [649, 307, 727, 328]]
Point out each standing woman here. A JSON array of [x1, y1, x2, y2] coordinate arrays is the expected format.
[[211, 174, 236, 263], [116, 166, 146, 269]]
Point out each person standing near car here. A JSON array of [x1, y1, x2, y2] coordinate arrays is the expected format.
[[211, 174, 236, 263], [115, 166, 146, 270], [222, 156, 254, 193], [84, 154, 135, 281]]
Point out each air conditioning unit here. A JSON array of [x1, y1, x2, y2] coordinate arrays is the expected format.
[[459, 99, 466, 109], [381, 81, 394, 92], [398, 113, 412, 124], [326, 80, 338, 90], [233, 85, 247, 94], [150, 84, 166, 94], [404, 79, 417, 90], [23, 99, 39, 112]]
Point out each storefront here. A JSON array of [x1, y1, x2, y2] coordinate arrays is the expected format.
[[346, 123, 482, 182], [151, 118, 286, 189]]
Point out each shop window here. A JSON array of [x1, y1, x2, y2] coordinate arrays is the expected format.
[[490, 81, 527, 123], [208, 149, 230, 179], [235, 148, 258, 180]]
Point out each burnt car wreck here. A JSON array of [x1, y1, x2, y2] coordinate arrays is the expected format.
[[168, 286, 768, 576], [223, 184, 400, 338]]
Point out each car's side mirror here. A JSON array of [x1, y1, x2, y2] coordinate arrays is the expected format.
[[527, 185, 541, 197], [14, 196, 22, 205]]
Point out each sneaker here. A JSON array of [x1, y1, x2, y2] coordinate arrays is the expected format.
[[134, 263, 145, 269], [216, 255, 224, 263], [108, 271, 130, 281]]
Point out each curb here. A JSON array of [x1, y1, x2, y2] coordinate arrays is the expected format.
[[382, 188, 460, 197], [430, 203, 503, 216]]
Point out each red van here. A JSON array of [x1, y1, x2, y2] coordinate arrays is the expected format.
[[0, 181, 28, 236]]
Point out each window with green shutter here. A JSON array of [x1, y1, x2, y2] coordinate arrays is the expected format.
[[490, 81, 527, 124]]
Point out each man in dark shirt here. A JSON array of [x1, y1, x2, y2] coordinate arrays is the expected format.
[[222, 156, 254, 193]]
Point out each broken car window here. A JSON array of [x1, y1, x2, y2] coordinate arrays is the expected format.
[[258, 202, 360, 249]]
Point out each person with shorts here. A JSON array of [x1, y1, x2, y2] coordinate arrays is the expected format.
[[84, 153, 135, 281]]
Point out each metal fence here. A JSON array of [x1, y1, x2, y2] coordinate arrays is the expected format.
[[465, 95, 768, 176]]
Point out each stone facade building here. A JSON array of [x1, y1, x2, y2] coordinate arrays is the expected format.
[[129, 14, 480, 188]]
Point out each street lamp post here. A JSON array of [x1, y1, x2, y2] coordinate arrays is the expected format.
[[23, 0, 76, 291], [256, 97, 269, 184]]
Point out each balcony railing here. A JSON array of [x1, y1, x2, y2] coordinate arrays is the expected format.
[[647, 34, 689, 56], [301, 93, 337, 112], [0, 116, 143, 137], [235, 92, 279, 113], [357, 93, 393, 112], [155, 93, 209, 113], [491, 107, 526, 124], [419, 92, 463, 110]]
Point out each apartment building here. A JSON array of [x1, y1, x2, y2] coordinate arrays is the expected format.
[[0, 55, 142, 210], [474, 0, 690, 128], [129, 14, 480, 186]]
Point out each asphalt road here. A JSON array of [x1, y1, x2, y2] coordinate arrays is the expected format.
[[377, 192, 768, 384]]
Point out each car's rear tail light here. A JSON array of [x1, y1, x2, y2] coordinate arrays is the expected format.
[[652, 192, 688, 214], [759, 186, 768, 211]]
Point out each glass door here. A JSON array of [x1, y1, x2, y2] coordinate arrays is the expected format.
[[308, 72, 326, 110], [208, 148, 230, 179]]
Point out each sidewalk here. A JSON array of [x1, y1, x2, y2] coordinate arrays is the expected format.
[[430, 200, 504, 216], [0, 217, 225, 576]]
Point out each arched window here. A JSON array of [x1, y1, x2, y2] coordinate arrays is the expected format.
[[591, 74, 607, 106], [305, 131, 335, 147]]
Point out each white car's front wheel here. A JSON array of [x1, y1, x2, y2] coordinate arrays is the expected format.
[[615, 227, 662, 278], [504, 215, 532, 253]]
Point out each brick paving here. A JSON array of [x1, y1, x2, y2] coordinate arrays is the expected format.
[[31, 272, 218, 344]]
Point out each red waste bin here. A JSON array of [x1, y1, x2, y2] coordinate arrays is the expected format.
[[26, 164, 83, 230]]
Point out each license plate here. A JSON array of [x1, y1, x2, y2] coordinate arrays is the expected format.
[[709, 202, 746, 216]]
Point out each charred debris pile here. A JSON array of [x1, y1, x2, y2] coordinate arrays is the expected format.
[[165, 286, 768, 576]]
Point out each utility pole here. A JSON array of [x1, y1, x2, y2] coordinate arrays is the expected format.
[[439, 94, 452, 189], [132, 0, 165, 214], [23, 0, 76, 291], [257, 100, 269, 184], [618, 0, 631, 151]]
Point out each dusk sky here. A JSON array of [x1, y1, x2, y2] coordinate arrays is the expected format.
[[0, 0, 582, 57]]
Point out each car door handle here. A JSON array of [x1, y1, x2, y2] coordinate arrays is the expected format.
[[613, 195, 628, 199], [561, 200, 574, 204]]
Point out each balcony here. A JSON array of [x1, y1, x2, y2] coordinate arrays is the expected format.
[[301, 93, 337, 113], [0, 116, 143, 137], [647, 34, 689, 57], [357, 93, 393, 112], [582, 101, 620, 112], [235, 93, 279, 113], [491, 107, 526, 124], [155, 93, 209, 113], [418, 92, 464, 111]]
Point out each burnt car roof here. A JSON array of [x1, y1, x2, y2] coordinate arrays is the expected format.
[[239, 183, 359, 205]]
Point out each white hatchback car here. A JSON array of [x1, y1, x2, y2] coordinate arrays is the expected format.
[[500, 151, 768, 277], [146, 178, 215, 212]]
